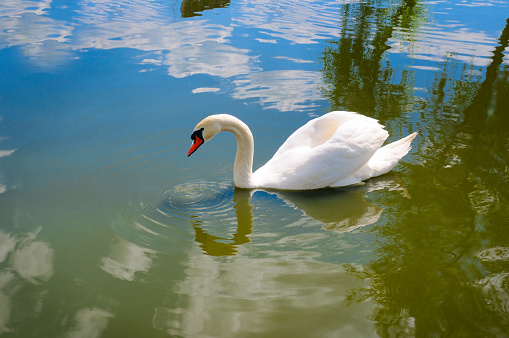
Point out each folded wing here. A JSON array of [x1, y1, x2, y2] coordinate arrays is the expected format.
[[252, 112, 389, 189]]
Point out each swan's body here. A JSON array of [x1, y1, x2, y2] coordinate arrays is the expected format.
[[188, 111, 417, 190]]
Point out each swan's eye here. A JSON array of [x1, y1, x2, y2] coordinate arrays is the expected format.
[[191, 128, 205, 141]]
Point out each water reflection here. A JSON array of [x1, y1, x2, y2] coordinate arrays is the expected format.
[[0, 1, 73, 66], [192, 188, 253, 256], [12, 240, 54, 283], [0, 120, 15, 195], [0, 228, 55, 333], [0, 228, 55, 284], [317, 0, 509, 334], [152, 248, 375, 336], [181, 0, 230, 18], [280, 173, 409, 230], [67, 308, 114, 338], [100, 234, 155, 281], [0, 272, 13, 334], [0, 0, 333, 112], [232, 70, 326, 111], [234, 0, 342, 44], [192, 174, 407, 256]]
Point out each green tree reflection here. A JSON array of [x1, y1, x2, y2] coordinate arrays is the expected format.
[[320, 0, 428, 117], [321, 0, 509, 335], [180, 0, 230, 18]]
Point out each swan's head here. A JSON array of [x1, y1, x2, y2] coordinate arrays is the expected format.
[[187, 115, 223, 157]]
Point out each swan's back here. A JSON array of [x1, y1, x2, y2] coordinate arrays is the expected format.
[[252, 111, 391, 190], [272, 111, 361, 156]]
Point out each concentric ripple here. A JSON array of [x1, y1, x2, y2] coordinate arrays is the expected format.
[[110, 178, 238, 253], [158, 180, 235, 221]]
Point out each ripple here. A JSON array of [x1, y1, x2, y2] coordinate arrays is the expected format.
[[109, 178, 236, 252], [159, 180, 234, 221]]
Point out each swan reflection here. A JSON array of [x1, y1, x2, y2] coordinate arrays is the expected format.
[[193, 174, 407, 256], [192, 188, 253, 256]]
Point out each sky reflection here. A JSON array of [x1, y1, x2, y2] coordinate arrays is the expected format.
[[100, 234, 155, 281], [0, 228, 55, 334], [153, 245, 375, 336], [1, 0, 506, 112]]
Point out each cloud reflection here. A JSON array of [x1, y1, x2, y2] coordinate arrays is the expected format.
[[1, 0, 330, 112], [152, 247, 375, 336], [0, 136, 15, 194], [0, 1, 73, 66], [67, 308, 114, 338], [0, 228, 55, 332], [388, 25, 507, 67], [476, 272, 509, 314], [12, 239, 54, 283], [0, 272, 14, 334], [232, 70, 325, 111], [0, 231, 16, 263], [0, 0, 52, 16], [233, 0, 342, 44], [100, 234, 155, 281], [164, 41, 255, 78]]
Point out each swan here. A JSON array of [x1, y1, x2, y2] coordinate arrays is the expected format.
[[187, 111, 417, 190]]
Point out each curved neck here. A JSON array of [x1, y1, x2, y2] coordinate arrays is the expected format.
[[221, 116, 254, 188]]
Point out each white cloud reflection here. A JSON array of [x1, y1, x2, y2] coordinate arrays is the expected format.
[[0, 272, 14, 334], [0, 230, 16, 263], [152, 246, 375, 337], [164, 41, 255, 78], [233, 0, 343, 44], [0, 1, 73, 65], [67, 308, 114, 338], [0, 150, 15, 159], [12, 240, 54, 283], [100, 234, 155, 281], [0, 229, 55, 332], [232, 70, 325, 111], [0, 0, 326, 112], [0, 0, 52, 16], [388, 25, 507, 67]]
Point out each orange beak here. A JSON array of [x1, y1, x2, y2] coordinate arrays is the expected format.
[[187, 137, 204, 157]]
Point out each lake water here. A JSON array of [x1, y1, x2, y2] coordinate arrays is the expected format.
[[1, 0, 509, 336]]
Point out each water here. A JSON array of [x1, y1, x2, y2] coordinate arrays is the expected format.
[[1, 0, 508, 336]]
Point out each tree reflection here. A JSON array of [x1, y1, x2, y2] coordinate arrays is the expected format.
[[181, 0, 230, 18], [320, 0, 427, 117], [320, 0, 509, 335]]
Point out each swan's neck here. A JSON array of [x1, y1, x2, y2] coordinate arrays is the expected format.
[[222, 117, 254, 188]]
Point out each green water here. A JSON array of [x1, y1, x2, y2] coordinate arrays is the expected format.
[[1, 0, 508, 336]]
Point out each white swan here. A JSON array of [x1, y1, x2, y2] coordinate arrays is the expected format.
[[187, 111, 417, 190]]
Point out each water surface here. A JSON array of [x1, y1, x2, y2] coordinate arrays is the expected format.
[[1, 0, 509, 336]]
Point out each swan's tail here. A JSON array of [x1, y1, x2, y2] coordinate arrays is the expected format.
[[368, 132, 418, 177], [381, 132, 418, 154]]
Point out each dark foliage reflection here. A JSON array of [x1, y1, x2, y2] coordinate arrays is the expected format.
[[320, 1, 509, 334], [181, 0, 230, 18]]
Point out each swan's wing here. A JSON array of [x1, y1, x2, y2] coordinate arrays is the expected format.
[[253, 114, 389, 189], [272, 111, 360, 157]]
